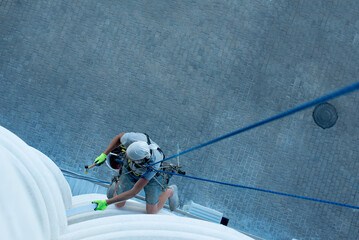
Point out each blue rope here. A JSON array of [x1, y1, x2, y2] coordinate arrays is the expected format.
[[63, 173, 110, 184], [61, 168, 359, 210], [61, 168, 110, 184], [148, 81, 359, 167], [154, 169, 359, 210]]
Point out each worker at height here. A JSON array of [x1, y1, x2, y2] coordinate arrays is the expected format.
[[92, 132, 179, 214]]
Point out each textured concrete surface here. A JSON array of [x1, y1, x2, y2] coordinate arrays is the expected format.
[[1, 0, 359, 239]]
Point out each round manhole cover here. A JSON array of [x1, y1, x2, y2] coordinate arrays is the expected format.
[[312, 102, 338, 129]]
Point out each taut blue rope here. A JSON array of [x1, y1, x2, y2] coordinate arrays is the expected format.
[[61, 168, 110, 184], [154, 169, 359, 210], [148, 81, 359, 168], [61, 168, 359, 210], [63, 173, 109, 184]]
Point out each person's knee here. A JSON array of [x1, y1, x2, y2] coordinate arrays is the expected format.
[[146, 209, 157, 214], [146, 204, 158, 214]]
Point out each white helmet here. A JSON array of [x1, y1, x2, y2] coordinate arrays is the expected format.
[[126, 141, 151, 160]]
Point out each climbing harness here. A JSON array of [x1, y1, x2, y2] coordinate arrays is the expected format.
[[106, 133, 186, 192], [144, 133, 186, 191]]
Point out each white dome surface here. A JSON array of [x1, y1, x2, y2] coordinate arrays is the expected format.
[[0, 126, 253, 240]]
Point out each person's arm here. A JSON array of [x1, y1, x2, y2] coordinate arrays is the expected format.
[[93, 177, 150, 210], [93, 133, 125, 165], [106, 177, 150, 205], [103, 132, 125, 155]]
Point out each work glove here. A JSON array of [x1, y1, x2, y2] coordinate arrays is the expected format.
[[92, 200, 108, 211], [94, 153, 107, 165]]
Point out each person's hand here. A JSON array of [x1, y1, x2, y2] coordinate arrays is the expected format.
[[94, 153, 107, 165], [92, 200, 108, 211]]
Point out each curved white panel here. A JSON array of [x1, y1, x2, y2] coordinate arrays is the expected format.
[[68, 195, 172, 225], [0, 145, 49, 240], [71, 194, 107, 207], [30, 146, 72, 209], [62, 215, 250, 240], [0, 126, 67, 238], [77, 230, 219, 240]]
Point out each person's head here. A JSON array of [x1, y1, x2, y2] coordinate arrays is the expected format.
[[126, 141, 150, 164]]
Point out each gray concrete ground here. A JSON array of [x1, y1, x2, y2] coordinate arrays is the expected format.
[[1, 0, 359, 239]]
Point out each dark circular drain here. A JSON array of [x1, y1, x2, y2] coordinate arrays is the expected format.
[[312, 102, 338, 129]]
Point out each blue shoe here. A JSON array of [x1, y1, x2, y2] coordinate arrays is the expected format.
[[168, 185, 179, 211]]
